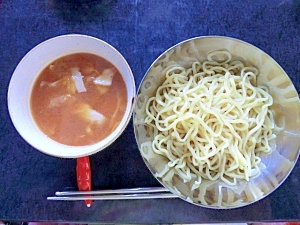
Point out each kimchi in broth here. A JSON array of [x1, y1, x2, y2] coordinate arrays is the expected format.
[[30, 53, 128, 146]]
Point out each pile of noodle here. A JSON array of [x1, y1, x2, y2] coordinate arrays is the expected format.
[[144, 50, 276, 192]]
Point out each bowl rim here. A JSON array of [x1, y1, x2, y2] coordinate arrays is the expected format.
[[7, 33, 136, 158], [133, 35, 300, 209]]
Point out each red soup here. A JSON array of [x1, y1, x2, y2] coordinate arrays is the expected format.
[[30, 53, 128, 146]]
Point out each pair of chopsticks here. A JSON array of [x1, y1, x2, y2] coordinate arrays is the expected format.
[[47, 187, 178, 201]]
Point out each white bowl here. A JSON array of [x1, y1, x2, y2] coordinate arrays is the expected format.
[[8, 34, 136, 158], [133, 36, 300, 209]]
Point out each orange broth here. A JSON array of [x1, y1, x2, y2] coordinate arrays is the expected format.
[[30, 53, 128, 146]]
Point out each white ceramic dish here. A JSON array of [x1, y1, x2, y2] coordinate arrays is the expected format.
[[8, 34, 136, 158], [133, 36, 300, 209]]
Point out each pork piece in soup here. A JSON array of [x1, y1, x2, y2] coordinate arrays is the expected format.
[[30, 53, 128, 146]]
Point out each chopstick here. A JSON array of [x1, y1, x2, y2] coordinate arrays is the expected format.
[[47, 187, 179, 201], [47, 193, 178, 201], [55, 187, 169, 196]]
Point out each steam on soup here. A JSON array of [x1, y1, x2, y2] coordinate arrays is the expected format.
[[30, 53, 128, 146]]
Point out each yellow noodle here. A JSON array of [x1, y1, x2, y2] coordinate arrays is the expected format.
[[144, 50, 275, 188]]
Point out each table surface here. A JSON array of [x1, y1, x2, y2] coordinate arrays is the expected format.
[[0, 0, 299, 223]]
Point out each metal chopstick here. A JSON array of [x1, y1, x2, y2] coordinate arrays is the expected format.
[[47, 187, 178, 201], [47, 193, 178, 201], [55, 187, 170, 196]]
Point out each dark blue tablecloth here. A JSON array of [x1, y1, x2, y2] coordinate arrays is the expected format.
[[0, 0, 299, 223]]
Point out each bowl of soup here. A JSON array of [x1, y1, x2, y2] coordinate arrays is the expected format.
[[133, 36, 300, 209], [8, 34, 136, 158]]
